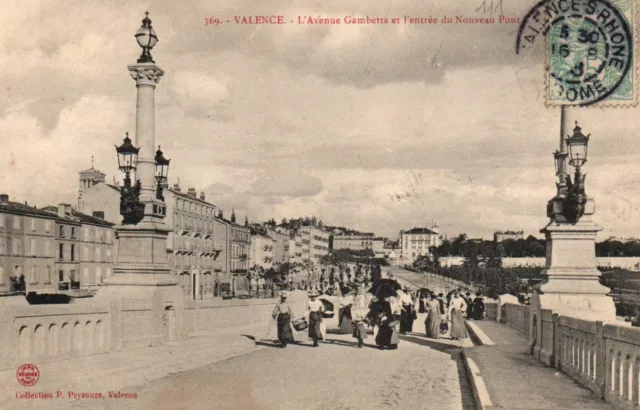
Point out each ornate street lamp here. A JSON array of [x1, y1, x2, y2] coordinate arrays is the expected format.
[[562, 122, 590, 224], [566, 121, 589, 169], [135, 11, 158, 64], [115, 132, 139, 182], [115, 133, 144, 225], [154, 145, 170, 201]]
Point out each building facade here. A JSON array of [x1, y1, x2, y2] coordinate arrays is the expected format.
[[249, 226, 275, 269], [0, 194, 57, 294], [332, 231, 376, 251], [400, 224, 441, 264], [42, 204, 115, 290], [164, 187, 221, 300], [494, 230, 525, 242]]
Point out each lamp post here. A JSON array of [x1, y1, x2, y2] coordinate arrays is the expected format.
[[100, 12, 179, 305], [530, 117, 614, 365]]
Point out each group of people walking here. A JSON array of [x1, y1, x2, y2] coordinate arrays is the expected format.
[[270, 286, 486, 349]]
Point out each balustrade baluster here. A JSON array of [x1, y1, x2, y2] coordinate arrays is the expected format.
[[634, 357, 640, 405]]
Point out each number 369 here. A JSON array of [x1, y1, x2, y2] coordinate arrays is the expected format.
[[205, 17, 221, 26]]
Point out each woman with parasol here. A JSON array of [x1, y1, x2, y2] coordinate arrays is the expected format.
[[425, 292, 442, 339], [368, 281, 400, 349]]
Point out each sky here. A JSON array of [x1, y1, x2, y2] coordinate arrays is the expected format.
[[1, 0, 640, 240]]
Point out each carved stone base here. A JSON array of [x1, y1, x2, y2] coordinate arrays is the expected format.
[[100, 221, 178, 302]]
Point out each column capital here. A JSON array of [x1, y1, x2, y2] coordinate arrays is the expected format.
[[128, 63, 164, 86]]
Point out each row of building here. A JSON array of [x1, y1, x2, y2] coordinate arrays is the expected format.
[[0, 163, 446, 299]]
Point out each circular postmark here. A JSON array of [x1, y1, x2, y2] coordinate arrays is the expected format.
[[517, 0, 633, 106], [16, 364, 40, 386]]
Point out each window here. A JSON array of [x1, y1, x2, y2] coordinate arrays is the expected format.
[[83, 246, 88, 260], [71, 227, 76, 239], [95, 248, 101, 262], [59, 225, 65, 238], [44, 240, 50, 257], [30, 266, 37, 283], [106, 248, 112, 260], [59, 244, 64, 261], [12, 240, 20, 256], [59, 270, 64, 282], [45, 221, 51, 233], [13, 216, 20, 230], [31, 218, 36, 232], [70, 244, 75, 262], [30, 239, 35, 256], [46, 266, 51, 284], [96, 267, 102, 285]]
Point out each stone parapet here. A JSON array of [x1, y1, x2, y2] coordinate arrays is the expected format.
[[491, 302, 640, 408]]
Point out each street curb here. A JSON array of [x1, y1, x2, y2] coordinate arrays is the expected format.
[[462, 348, 495, 410], [465, 320, 495, 346]]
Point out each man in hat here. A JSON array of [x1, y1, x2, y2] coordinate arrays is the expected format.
[[272, 291, 295, 348]]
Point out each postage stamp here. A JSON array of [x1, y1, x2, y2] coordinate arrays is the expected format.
[[518, 0, 638, 107]]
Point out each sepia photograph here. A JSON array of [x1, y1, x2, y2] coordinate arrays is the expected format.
[[0, 0, 639, 408]]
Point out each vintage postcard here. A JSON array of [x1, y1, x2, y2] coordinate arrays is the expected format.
[[1, 0, 640, 409]]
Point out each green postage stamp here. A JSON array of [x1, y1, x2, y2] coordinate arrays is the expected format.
[[517, 0, 637, 106], [546, 0, 637, 106]]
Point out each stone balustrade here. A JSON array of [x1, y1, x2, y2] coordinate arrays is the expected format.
[[485, 301, 498, 321], [491, 301, 640, 409], [0, 295, 280, 371]]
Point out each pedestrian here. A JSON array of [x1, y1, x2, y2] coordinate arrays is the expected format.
[[471, 293, 486, 320], [352, 309, 368, 348], [447, 290, 468, 340], [425, 293, 442, 339], [399, 299, 416, 335], [374, 297, 399, 350], [464, 292, 474, 318], [338, 291, 355, 334], [307, 292, 324, 347], [272, 291, 295, 348]]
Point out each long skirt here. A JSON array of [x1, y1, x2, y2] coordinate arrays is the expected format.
[[277, 314, 295, 343], [375, 324, 399, 347], [338, 309, 353, 334], [352, 322, 368, 340], [450, 308, 468, 339], [399, 311, 414, 334], [308, 311, 322, 340], [425, 311, 441, 339]]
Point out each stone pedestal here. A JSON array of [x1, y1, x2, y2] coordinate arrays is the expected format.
[[531, 198, 616, 364]]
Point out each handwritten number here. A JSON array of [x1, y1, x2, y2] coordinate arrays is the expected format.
[[476, 0, 503, 15]]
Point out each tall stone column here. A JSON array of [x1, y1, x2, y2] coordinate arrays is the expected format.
[[100, 14, 179, 306]]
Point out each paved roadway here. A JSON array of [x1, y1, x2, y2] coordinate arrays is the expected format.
[[63, 325, 475, 410]]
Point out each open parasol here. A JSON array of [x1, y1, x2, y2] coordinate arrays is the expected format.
[[367, 283, 398, 298]]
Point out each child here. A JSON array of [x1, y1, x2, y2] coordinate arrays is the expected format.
[[352, 309, 368, 348]]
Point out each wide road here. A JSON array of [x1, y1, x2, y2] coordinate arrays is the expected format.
[[109, 328, 475, 410]]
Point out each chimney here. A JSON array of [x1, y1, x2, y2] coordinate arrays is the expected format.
[[58, 203, 65, 218], [200, 191, 205, 201], [218, 209, 223, 218], [0, 194, 7, 203], [187, 188, 197, 198], [64, 204, 72, 216], [172, 183, 181, 192], [92, 211, 105, 220], [231, 209, 236, 223]]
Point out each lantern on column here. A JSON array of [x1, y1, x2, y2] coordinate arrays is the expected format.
[[154, 146, 170, 201], [562, 122, 590, 224], [115, 133, 144, 225], [135, 12, 159, 64]]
